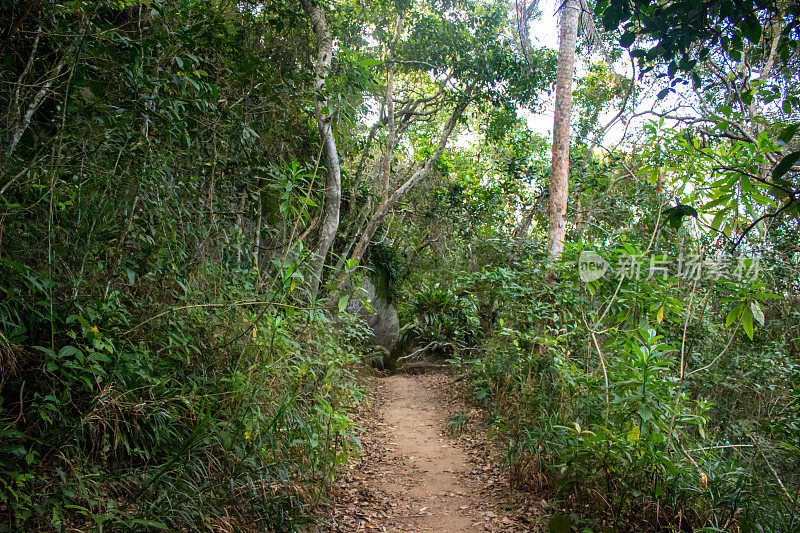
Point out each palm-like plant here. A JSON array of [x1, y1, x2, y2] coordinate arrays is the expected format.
[[398, 284, 477, 360]]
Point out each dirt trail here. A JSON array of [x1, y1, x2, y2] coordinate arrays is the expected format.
[[381, 374, 482, 531], [325, 373, 533, 532]]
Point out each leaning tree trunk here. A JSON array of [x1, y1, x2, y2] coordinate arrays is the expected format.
[[547, 0, 580, 259], [300, 0, 341, 298]]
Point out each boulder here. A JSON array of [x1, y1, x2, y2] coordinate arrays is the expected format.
[[348, 278, 399, 351]]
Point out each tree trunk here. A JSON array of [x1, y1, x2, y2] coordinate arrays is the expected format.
[[301, 0, 341, 298], [547, 0, 580, 259], [3, 32, 80, 170], [254, 189, 262, 276]]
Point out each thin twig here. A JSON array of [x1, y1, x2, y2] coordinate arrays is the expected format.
[[667, 279, 698, 445], [685, 444, 754, 453], [754, 436, 798, 507], [590, 330, 610, 424], [686, 319, 741, 376], [122, 300, 319, 336]]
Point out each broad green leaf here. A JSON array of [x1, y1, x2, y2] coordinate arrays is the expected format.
[[710, 210, 726, 231], [750, 191, 774, 205], [768, 178, 792, 199], [59, 345, 81, 358], [742, 21, 762, 43], [620, 32, 635, 48], [627, 424, 640, 443], [338, 295, 349, 313], [778, 124, 800, 143], [757, 131, 771, 151], [741, 307, 754, 340], [703, 194, 732, 211], [726, 303, 743, 327], [772, 150, 800, 179], [740, 174, 752, 193]]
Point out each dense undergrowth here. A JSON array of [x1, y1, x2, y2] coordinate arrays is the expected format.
[[1, 258, 368, 530], [0, 279, 370, 528], [0, 2, 370, 529], [400, 235, 800, 531]]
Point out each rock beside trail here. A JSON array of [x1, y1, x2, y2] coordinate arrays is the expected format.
[[348, 278, 399, 351]]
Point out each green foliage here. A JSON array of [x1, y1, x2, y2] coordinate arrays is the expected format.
[[446, 410, 470, 436], [397, 0, 556, 103], [438, 235, 800, 530], [0, 1, 368, 529], [0, 256, 369, 530], [1, 0, 797, 530], [639, 120, 799, 246], [367, 241, 403, 304], [398, 284, 477, 360], [603, 0, 796, 85]]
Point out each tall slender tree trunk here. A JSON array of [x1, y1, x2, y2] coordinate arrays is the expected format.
[[547, 0, 580, 259], [301, 0, 341, 298], [254, 189, 262, 275]]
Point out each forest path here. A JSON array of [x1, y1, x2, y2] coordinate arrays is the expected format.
[[324, 373, 535, 532]]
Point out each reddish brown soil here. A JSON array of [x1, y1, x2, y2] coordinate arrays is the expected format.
[[323, 373, 543, 532]]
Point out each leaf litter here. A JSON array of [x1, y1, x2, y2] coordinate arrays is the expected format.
[[320, 373, 545, 532]]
